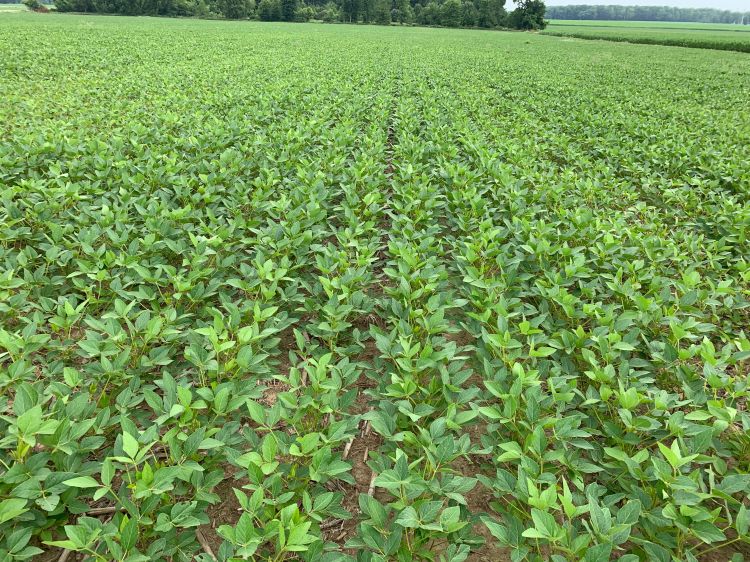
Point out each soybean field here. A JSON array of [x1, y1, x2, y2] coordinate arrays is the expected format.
[[1, 13, 750, 562], [542, 19, 750, 52]]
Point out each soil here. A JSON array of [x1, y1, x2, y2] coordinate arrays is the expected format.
[[199, 466, 244, 556]]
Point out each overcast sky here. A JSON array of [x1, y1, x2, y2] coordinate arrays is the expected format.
[[543, 0, 750, 10]]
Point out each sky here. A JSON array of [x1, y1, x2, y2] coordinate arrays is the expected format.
[[544, 0, 750, 10]]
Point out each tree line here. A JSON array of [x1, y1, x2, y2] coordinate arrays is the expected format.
[[49, 0, 545, 29], [546, 5, 749, 25]]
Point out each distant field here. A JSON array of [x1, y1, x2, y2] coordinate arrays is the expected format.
[[549, 20, 750, 32], [0, 3, 27, 11], [544, 19, 750, 52]]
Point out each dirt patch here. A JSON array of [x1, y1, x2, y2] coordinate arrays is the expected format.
[[198, 464, 245, 556], [451, 430, 512, 562], [260, 378, 290, 406], [335, 429, 383, 550], [467, 525, 513, 562]]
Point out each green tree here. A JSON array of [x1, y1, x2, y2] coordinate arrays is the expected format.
[[460, 0, 477, 26], [508, 0, 545, 29], [258, 0, 281, 19], [418, 0, 440, 25], [360, 0, 375, 23], [54, 0, 94, 11], [474, 0, 504, 27], [175, 0, 209, 15], [221, 0, 252, 18], [373, 0, 390, 24], [392, 0, 412, 23], [295, 1, 314, 19], [281, 0, 297, 20], [341, 0, 360, 22], [440, 0, 461, 27], [22, 0, 43, 10], [316, 0, 340, 21]]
